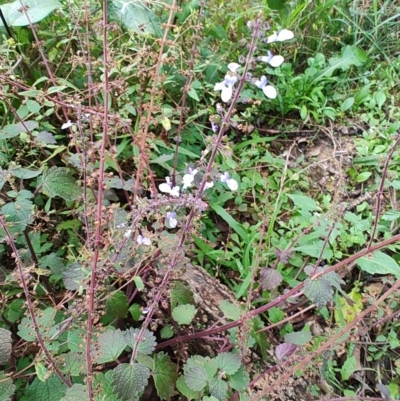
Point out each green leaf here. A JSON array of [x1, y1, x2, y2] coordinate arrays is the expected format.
[[0, 121, 38, 139], [341, 97, 354, 112], [184, 365, 208, 391], [40, 167, 81, 201], [128, 304, 142, 321], [26, 375, 67, 401], [284, 330, 312, 345], [187, 87, 200, 101], [209, 378, 228, 400], [133, 276, 144, 291], [94, 329, 126, 364], [176, 376, 198, 401], [0, 328, 12, 365], [228, 365, 250, 391], [341, 355, 357, 380], [35, 362, 50, 382], [60, 384, 89, 401], [0, 371, 16, 400], [18, 307, 56, 341], [106, 291, 129, 319], [216, 352, 241, 375], [26, 100, 41, 114], [304, 277, 333, 309], [1, 198, 34, 233], [67, 328, 86, 352], [153, 352, 178, 400], [40, 253, 65, 274], [123, 328, 157, 355], [219, 300, 242, 320], [357, 251, 400, 278], [108, 0, 162, 37], [211, 204, 248, 241], [355, 171, 372, 183], [267, 0, 287, 9], [6, 299, 26, 323], [8, 165, 42, 179], [171, 281, 194, 309], [1, 0, 62, 27], [287, 194, 319, 212], [172, 304, 196, 325], [160, 326, 174, 339], [93, 371, 121, 401], [111, 363, 150, 401], [59, 352, 86, 376], [63, 263, 86, 291]]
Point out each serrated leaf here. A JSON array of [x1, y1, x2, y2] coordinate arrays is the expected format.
[[209, 378, 228, 399], [8, 165, 42, 179], [37, 131, 57, 144], [0, 371, 16, 400], [67, 328, 86, 352], [1, 198, 34, 233], [94, 329, 126, 364], [40, 167, 81, 201], [94, 371, 121, 401], [153, 352, 178, 400], [184, 365, 208, 391], [106, 291, 129, 319], [260, 267, 282, 290], [304, 277, 333, 309], [172, 304, 196, 325], [35, 362, 50, 382], [111, 363, 150, 401], [18, 307, 56, 341], [357, 251, 400, 278], [6, 299, 26, 323], [40, 253, 65, 274], [275, 343, 297, 361], [219, 300, 242, 320], [216, 352, 241, 375], [0, 121, 38, 139], [60, 384, 89, 401], [228, 365, 250, 391], [341, 355, 357, 380], [171, 281, 194, 309], [176, 376, 198, 401], [59, 352, 86, 376], [62, 263, 86, 291], [284, 330, 312, 345], [26, 375, 67, 401], [123, 328, 157, 355], [0, 328, 12, 365]]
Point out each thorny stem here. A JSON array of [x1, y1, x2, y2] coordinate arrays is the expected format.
[[0, 217, 72, 387], [85, 2, 110, 399]]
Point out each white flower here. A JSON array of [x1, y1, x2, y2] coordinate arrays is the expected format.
[[182, 168, 198, 190], [220, 172, 238, 191], [258, 50, 284, 67], [62, 120, 74, 129], [170, 185, 180, 197], [123, 229, 132, 238], [137, 235, 151, 246], [266, 29, 294, 43], [214, 71, 238, 103], [159, 176, 180, 197], [166, 212, 177, 228], [254, 75, 277, 99], [227, 62, 241, 73], [205, 181, 214, 189]]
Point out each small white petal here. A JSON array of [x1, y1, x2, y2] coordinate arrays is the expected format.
[[142, 237, 151, 246], [124, 229, 133, 239], [62, 120, 74, 129], [205, 181, 214, 189], [221, 86, 233, 102], [182, 174, 194, 189], [227, 62, 241, 73], [224, 74, 238, 86], [170, 186, 180, 197], [268, 55, 284, 67], [159, 182, 171, 193], [277, 29, 294, 41], [254, 75, 268, 89], [214, 82, 226, 91], [169, 217, 177, 228], [262, 85, 277, 99], [227, 178, 238, 191], [220, 172, 230, 183], [266, 31, 279, 43]]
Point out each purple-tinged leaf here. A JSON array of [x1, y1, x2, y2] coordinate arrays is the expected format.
[[260, 267, 282, 290], [275, 343, 297, 361]]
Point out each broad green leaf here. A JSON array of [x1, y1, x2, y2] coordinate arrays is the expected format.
[[284, 330, 312, 345], [172, 304, 196, 325], [2, 0, 62, 27], [209, 378, 228, 400], [267, 0, 287, 9], [229, 365, 250, 391], [160, 326, 174, 339], [26, 100, 41, 114], [106, 291, 129, 319], [108, 0, 162, 37], [18, 307, 56, 341], [211, 204, 248, 241], [93, 371, 121, 401], [67, 328, 86, 352], [59, 352, 86, 376], [357, 251, 400, 278], [123, 328, 157, 355], [26, 375, 67, 401], [341, 355, 357, 380], [153, 352, 178, 400], [40, 167, 81, 201], [287, 194, 319, 212], [40, 253, 65, 274], [295, 241, 333, 259], [111, 363, 150, 401], [184, 365, 208, 391], [6, 299, 26, 323], [304, 277, 333, 309], [334, 286, 363, 324], [0, 328, 12, 365], [171, 281, 194, 309], [355, 171, 372, 183], [0, 121, 38, 139], [176, 376, 198, 401], [63, 263, 86, 291], [216, 352, 241, 375], [219, 300, 242, 321], [341, 97, 354, 112], [8, 165, 42, 179], [94, 329, 126, 364], [60, 384, 89, 401], [0, 371, 15, 400]]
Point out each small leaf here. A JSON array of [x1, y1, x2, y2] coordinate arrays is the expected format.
[[187, 88, 200, 101], [111, 363, 150, 401], [94, 329, 126, 364], [18, 307, 56, 341], [228, 365, 250, 391], [171, 282, 194, 309], [172, 304, 196, 325], [8, 165, 42, 179], [216, 352, 241, 375], [209, 378, 228, 399], [37, 131, 57, 144], [63, 263, 86, 291], [26, 100, 41, 114], [0, 328, 12, 365], [341, 355, 356, 380], [176, 376, 198, 401], [275, 343, 297, 361], [0, 371, 16, 400], [160, 326, 174, 339], [304, 277, 333, 309], [123, 328, 157, 355], [287, 194, 319, 212], [219, 300, 242, 320], [26, 375, 67, 401], [60, 384, 89, 401], [1, 199, 34, 233], [260, 267, 282, 290], [357, 251, 400, 278], [153, 352, 178, 400], [284, 330, 312, 345], [106, 291, 129, 319], [355, 171, 372, 183], [184, 365, 208, 391], [341, 97, 354, 112], [59, 352, 86, 376], [40, 167, 81, 201]]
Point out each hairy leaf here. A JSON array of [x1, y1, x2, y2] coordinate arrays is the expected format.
[[176, 376, 198, 401], [183, 365, 208, 391], [123, 328, 156, 355], [1, 198, 34, 233], [59, 352, 86, 376], [106, 291, 129, 319], [171, 281, 194, 309], [260, 267, 283, 290], [284, 330, 312, 345], [18, 307, 56, 341], [26, 375, 67, 401], [40, 253, 65, 274], [40, 167, 81, 201], [0, 328, 12, 365], [111, 363, 150, 401], [0, 371, 16, 400], [60, 384, 89, 401], [0, 121, 38, 139], [219, 300, 242, 320], [93, 371, 121, 401], [153, 352, 178, 400], [8, 165, 42, 179], [172, 304, 196, 325], [209, 378, 228, 399], [62, 263, 86, 291], [275, 343, 298, 361], [94, 329, 126, 364], [228, 365, 250, 391], [304, 277, 333, 309], [216, 352, 241, 375]]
